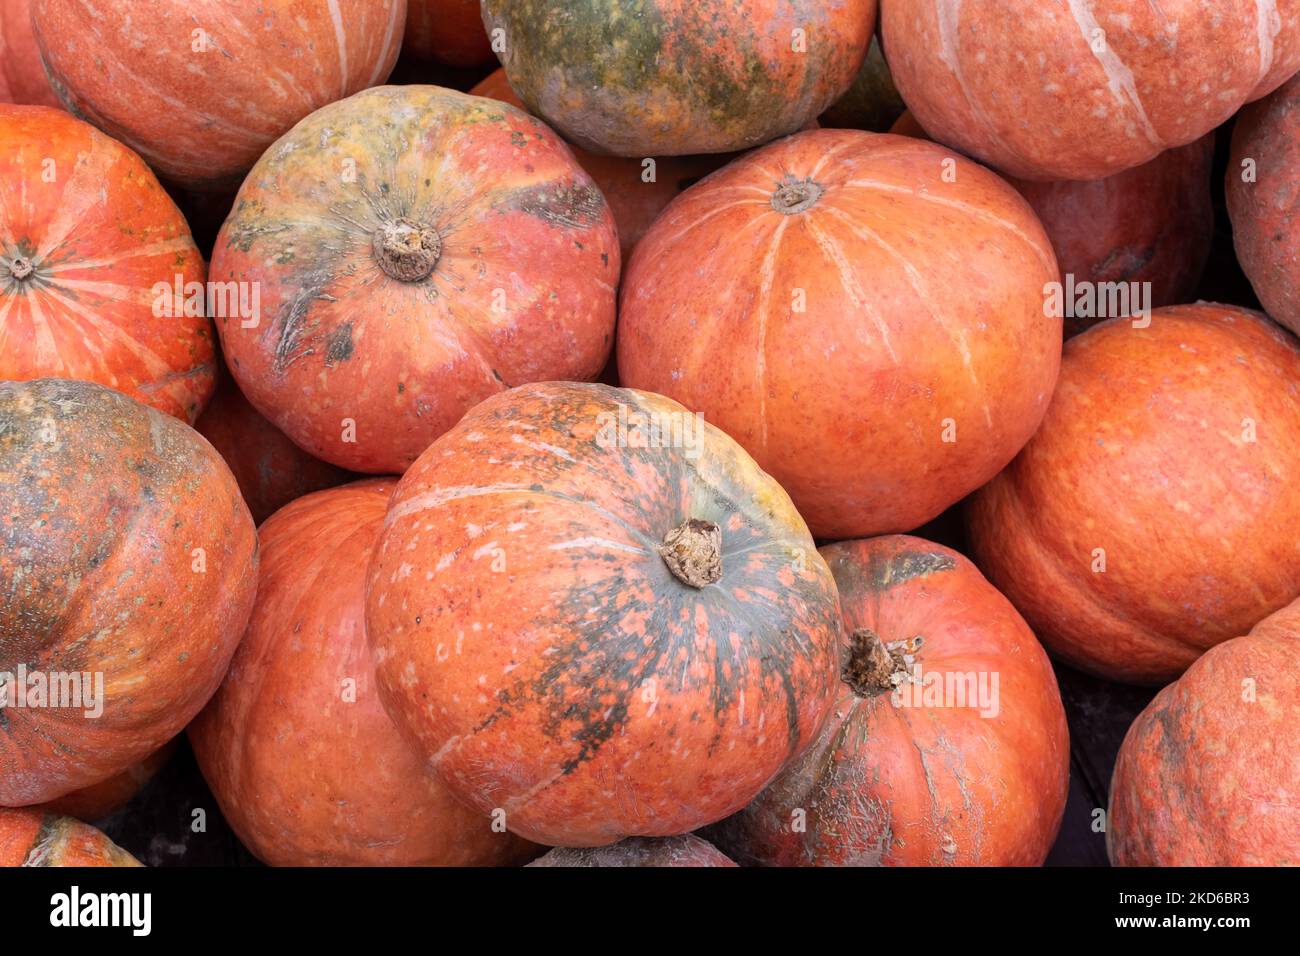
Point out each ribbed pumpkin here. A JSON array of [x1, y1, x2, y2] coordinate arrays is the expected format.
[[365, 382, 842, 847], [967, 304, 1300, 685], [31, 0, 405, 189], [0, 0, 60, 107], [213, 85, 619, 474], [0, 379, 258, 805], [882, 0, 1300, 180], [619, 128, 1061, 539], [405, 0, 494, 66], [196, 374, 355, 525], [191, 480, 538, 866], [1229, 73, 1300, 337], [529, 835, 736, 867], [709, 536, 1069, 866], [0, 809, 140, 866], [42, 741, 177, 821], [1108, 598, 1300, 866], [0, 106, 213, 423], [481, 0, 875, 156]]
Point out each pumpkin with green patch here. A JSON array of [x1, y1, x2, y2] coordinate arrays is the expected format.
[[0, 809, 140, 866], [212, 85, 619, 475], [365, 381, 841, 847], [481, 0, 875, 157]]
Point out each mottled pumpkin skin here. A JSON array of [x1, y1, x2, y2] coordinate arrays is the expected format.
[[366, 382, 841, 847], [0, 0, 60, 108], [882, 0, 1300, 181], [619, 129, 1061, 539], [0, 809, 140, 866], [709, 536, 1068, 866], [190, 480, 537, 866], [32, 0, 405, 189], [529, 834, 736, 867], [481, 0, 875, 157], [1108, 599, 1300, 866], [0, 106, 213, 423], [42, 740, 177, 821], [196, 374, 356, 526], [405, 0, 494, 66], [967, 304, 1300, 685], [819, 36, 905, 132], [1229, 73, 1300, 338], [213, 85, 619, 475], [0, 379, 258, 805], [470, 68, 726, 262]]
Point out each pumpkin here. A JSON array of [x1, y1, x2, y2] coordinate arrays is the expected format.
[[470, 68, 726, 262], [0, 809, 140, 866], [819, 36, 906, 132], [881, 0, 1300, 181], [0, 106, 214, 423], [405, 0, 494, 67], [618, 128, 1061, 540], [967, 303, 1300, 685], [196, 373, 356, 525], [365, 381, 842, 847], [42, 740, 177, 821], [31, 0, 405, 189], [1108, 597, 1300, 866], [529, 835, 736, 867], [708, 536, 1069, 866], [212, 85, 619, 474], [480, 0, 875, 156], [0, 379, 258, 805], [0, 0, 60, 107], [1229, 73, 1300, 338]]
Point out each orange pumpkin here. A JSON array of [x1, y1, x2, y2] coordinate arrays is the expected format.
[[619, 128, 1061, 539], [404, 0, 494, 67], [0, 808, 140, 866], [213, 85, 619, 474], [0, 0, 60, 108], [0, 106, 213, 423], [0, 379, 258, 805], [365, 382, 842, 847]]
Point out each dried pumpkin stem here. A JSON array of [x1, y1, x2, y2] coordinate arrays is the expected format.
[[842, 628, 912, 698], [659, 518, 722, 588], [7, 257, 34, 281], [770, 178, 823, 215], [373, 219, 441, 282]]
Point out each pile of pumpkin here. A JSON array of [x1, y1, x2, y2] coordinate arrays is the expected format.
[[1, 0, 1297, 869]]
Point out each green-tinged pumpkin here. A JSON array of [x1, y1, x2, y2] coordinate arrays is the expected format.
[[0, 379, 258, 805], [529, 835, 736, 867], [212, 85, 619, 474], [365, 382, 842, 847], [481, 0, 875, 156], [0, 808, 140, 866]]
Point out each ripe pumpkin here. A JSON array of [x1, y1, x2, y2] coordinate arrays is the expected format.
[[1108, 597, 1300, 866], [0, 106, 214, 423], [196, 374, 355, 525], [882, 0, 1300, 181], [0, 0, 59, 108], [1229, 73, 1300, 338], [0, 809, 140, 866], [42, 740, 177, 821], [0, 379, 258, 805], [213, 85, 619, 474], [819, 36, 906, 132], [618, 128, 1061, 540], [470, 68, 726, 262], [481, 0, 875, 156], [967, 303, 1300, 685], [365, 381, 842, 847], [529, 835, 736, 867], [31, 0, 405, 189], [405, 0, 494, 67], [709, 536, 1069, 866]]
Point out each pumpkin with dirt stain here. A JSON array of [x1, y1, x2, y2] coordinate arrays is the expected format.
[[1108, 597, 1300, 866], [529, 834, 736, 867], [1228, 73, 1300, 338], [31, 0, 405, 190], [196, 373, 356, 525], [41, 740, 177, 822], [708, 536, 1069, 866], [0, 106, 214, 423], [404, 0, 494, 67], [191, 480, 538, 866], [212, 85, 619, 475], [618, 128, 1061, 540], [967, 304, 1300, 685], [365, 381, 842, 847], [0, 0, 60, 108], [0, 379, 258, 806], [0, 809, 140, 866], [481, 0, 875, 157], [881, 0, 1300, 181]]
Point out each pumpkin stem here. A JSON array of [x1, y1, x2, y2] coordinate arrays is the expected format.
[[842, 628, 919, 697], [373, 219, 441, 282], [771, 178, 823, 215], [659, 518, 722, 588], [7, 257, 34, 281]]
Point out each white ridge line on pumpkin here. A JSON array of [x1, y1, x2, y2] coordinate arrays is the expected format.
[[1256, 0, 1280, 87], [1066, 0, 1161, 147], [752, 216, 790, 461], [933, 0, 1021, 168], [21, 289, 62, 368], [43, 237, 195, 274], [804, 216, 898, 364], [34, 133, 116, 260], [52, 277, 153, 306], [367, 0, 404, 88], [0, 295, 17, 354], [326, 0, 350, 100]]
